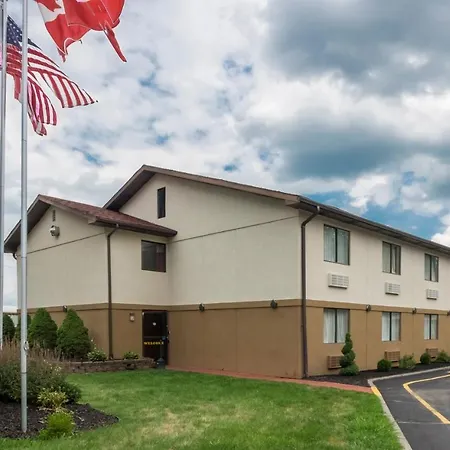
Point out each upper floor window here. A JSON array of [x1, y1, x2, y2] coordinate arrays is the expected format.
[[382, 312, 400, 341], [323, 308, 349, 343], [424, 314, 438, 340], [157, 187, 166, 219], [425, 254, 439, 282], [141, 241, 166, 272], [382, 242, 401, 275], [324, 225, 350, 265]]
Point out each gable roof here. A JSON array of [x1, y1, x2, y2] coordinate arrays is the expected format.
[[103, 164, 450, 256], [4, 194, 177, 253]]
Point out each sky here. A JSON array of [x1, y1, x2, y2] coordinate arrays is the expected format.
[[3, 0, 450, 311]]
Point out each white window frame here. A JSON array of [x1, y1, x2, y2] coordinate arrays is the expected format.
[[424, 314, 438, 340], [381, 312, 401, 342], [425, 254, 439, 282], [382, 242, 401, 275], [324, 225, 350, 265], [323, 308, 349, 344]]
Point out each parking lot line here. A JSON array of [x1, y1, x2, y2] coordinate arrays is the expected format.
[[403, 373, 450, 425]]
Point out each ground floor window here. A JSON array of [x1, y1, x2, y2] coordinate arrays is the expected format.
[[382, 312, 401, 341], [424, 314, 438, 340], [323, 308, 349, 344]]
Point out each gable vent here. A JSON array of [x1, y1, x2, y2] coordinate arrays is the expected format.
[[385, 282, 400, 295], [328, 273, 349, 289], [426, 289, 439, 300]]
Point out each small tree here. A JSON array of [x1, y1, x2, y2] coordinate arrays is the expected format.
[[15, 314, 31, 341], [29, 308, 58, 350], [2, 314, 15, 342], [57, 309, 91, 360], [339, 333, 360, 376]]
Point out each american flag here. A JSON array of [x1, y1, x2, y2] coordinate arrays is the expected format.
[[3, 16, 96, 135]]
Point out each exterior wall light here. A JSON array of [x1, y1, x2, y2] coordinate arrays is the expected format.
[[129, 312, 135, 322], [412, 308, 417, 314], [270, 300, 278, 309], [365, 305, 371, 312], [62, 305, 67, 312], [199, 303, 205, 312]]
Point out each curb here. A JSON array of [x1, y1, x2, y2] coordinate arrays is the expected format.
[[368, 367, 450, 450]]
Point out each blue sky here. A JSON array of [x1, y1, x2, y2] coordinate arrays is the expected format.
[[3, 0, 450, 308]]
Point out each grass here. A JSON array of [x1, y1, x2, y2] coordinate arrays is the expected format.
[[1, 370, 401, 450]]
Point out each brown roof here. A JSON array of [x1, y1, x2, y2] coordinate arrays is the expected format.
[[4, 194, 177, 253], [103, 164, 450, 256]]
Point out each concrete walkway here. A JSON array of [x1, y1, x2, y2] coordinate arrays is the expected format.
[[167, 366, 372, 393]]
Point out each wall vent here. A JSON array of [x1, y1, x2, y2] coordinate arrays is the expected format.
[[328, 273, 349, 289], [385, 282, 400, 295], [426, 289, 439, 300], [327, 355, 341, 369], [384, 350, 400, 362]]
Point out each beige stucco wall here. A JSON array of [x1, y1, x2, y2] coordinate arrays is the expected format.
[[17, 207, 108, 309], [109, 230, 169, 305], [120, 174, 302, 304], [306, 216, 450, 311]]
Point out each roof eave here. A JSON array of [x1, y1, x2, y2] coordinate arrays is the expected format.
[[91, 220, 177, 238]]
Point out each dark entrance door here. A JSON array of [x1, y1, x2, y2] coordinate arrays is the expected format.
[[142, 311, 168, 362]]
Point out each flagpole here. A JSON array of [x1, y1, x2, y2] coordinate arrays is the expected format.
[[0, 0, 8, 351], [20, 0, 29, 433]]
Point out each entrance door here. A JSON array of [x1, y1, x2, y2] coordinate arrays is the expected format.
[[142, 311, 168, 362]]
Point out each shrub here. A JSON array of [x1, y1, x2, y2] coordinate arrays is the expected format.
[[377, 359, 392, 372], [57, 309, 91, 360], [87, 348, 107, 362], [15, 314, 31, 341], [2, 314, 15, 342], [29, 308, 58, 350], [435, 350, 450, 363], [339, 333, 359, 375], [0, 342, 80, 405], [399, 354, 416, 370], [39, 410, 75, 440], [420, 352, 432, 365], [123, 351, 139, 360], [38, 388, 67, 411]]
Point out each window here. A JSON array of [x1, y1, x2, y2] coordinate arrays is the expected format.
[[324, 225, 350, 265], [382, 312, 401, 341], [382, 242, 401, 274], [141, 241, 166, 272], [323, 308, 349, 343], [425, 254, 439, 282], [157, 187, 166, 219], [424, 314, 438, 340]]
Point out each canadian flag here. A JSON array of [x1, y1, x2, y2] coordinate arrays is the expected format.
[[35, 0, 126, 62]]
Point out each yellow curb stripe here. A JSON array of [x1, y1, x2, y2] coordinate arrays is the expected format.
[[371, 385, 382, 397], [403, 373, 450, 425]]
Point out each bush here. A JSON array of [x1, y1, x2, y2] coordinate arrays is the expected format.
[[377, 359, 392, 372], [38, 388, 67, 411], [2, 314, 15, 342], [15, 314, 31, 341], [29, 308, 58, 350], [57, 309, 91, 360], [399, 354, 416, 370], [39, 410, 74, 440], [0, 342, 80, 405], [420, 352, 432, 365], [435, 350, 450, 363], [87, 348, 107, 362], [123, 351, 139, 360], [339, 333, 359, 375]]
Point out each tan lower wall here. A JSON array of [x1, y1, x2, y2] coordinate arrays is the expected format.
[[26, 299, 450, 377]]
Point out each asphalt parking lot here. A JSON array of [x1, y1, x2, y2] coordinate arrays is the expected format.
[[374, 369, 450, 450]]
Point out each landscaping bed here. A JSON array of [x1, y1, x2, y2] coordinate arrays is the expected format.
[[309, 362, 450, 387], [0, 402, 118, 439], [62, 358, 156, 373]]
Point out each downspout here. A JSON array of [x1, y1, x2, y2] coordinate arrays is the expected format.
[[301, 205, 320, 379], [107, 225, 119, 359]]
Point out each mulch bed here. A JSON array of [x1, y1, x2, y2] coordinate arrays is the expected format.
[[308, 362, 450, 387], [0, 402, 118, 439]]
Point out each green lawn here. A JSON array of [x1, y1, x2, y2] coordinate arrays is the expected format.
[[1, 370, 401, 450]]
